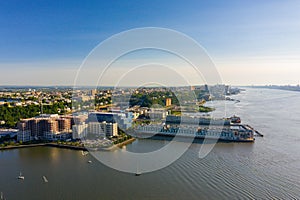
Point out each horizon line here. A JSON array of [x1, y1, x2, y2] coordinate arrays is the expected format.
[[0, 84, 299, 88]]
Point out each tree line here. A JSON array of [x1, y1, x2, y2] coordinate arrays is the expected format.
[[0, 102, 71, 128]]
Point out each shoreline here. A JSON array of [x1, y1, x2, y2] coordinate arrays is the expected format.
[[0, 138, 137, 151], [0, 143, 48, 150], [0, 143, 87, 151], [101, 138, 136, 151], [116, 137, 136, 148], [45, 143, 86, 150]]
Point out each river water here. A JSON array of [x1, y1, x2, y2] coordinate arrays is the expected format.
[[1, 88, 300, 199]]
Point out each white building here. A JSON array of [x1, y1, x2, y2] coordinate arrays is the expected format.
[[88, 122, 102, 135], [88, 121, 118, 137], [104, 122, 118, 137], [72, 123, 88, 139]]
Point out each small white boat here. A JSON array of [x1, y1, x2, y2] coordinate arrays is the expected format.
[[88, 160, 92, 163], [1, 191, 5, 200], [135, 165, 141, 176], [18, 172, 25, 180], [42, 176, 48, 183], [135, 171, 141, 176]]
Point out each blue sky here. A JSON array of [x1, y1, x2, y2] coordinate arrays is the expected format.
[[1, 0, 300, 85]]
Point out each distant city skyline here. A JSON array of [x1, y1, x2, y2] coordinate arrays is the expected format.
[[1, 0, 300, 86]]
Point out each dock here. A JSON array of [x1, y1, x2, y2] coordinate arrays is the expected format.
[[243, 124, 263, 137]]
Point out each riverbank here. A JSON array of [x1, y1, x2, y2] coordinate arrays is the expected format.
[[0, 143, 47, 150], [0, 143, 86, 151], [116, 137, 136, 148], [101, 138, 136, 151], [45, 143, 86, 150], [0, 138, 136, 151]]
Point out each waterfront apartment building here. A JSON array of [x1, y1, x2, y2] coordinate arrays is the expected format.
[[17, 130, 31, 142], [87, 121, 118, 137], [57, 118, 71, 132], [88, 111, 133, 129], [72, 123, 88, 139], [105, 122, 118, 137], [17, 114, 73, 142]]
